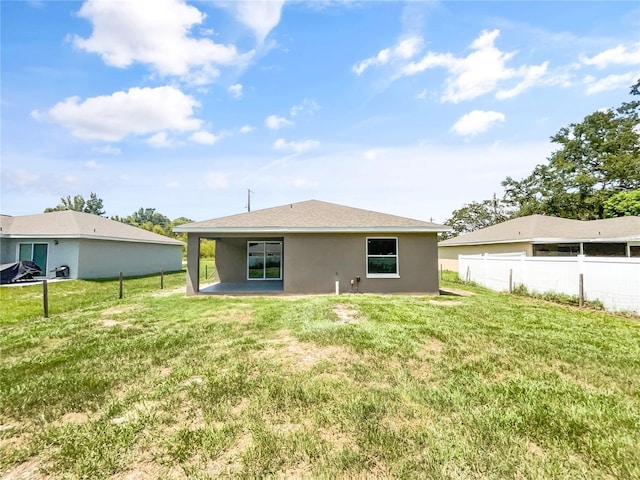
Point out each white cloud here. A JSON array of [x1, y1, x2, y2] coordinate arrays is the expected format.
[[62, 175, 79, 185], [265, 114, 293, 130], [583, 72, 638, 95], [84, 160, 103, 169], [402, 29, 548, 102], [91, 145, 121, 155], [72, 0, 253, 84], [4, 169, 39, 188], [218, 0, 285, 43], [580, 43, 640, 69], [204, 171, 229, 190], [290, 98, 320, 117], [228, 83, 243, 98], [496, 62, 548, 99], [273, 138, 319, 153], [43, 86, 201, 142], [416, 89, 428, 100], [451, 110, 505, 137], [239, 124, 254, 134], [189, 130, 220, 145], [353, 36, 422, 75], [147, 131, 177, 148], [291, 177, 318, 188]]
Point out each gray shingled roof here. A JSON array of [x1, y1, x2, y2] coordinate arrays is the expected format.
[[0, 210, 183, 245], [174, 200, 449, 233], [439, 214, 640, 246]]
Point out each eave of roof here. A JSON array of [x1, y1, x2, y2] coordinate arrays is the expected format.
[[175, 226, 448, 234], [173, 199, 451, 234], [439, 236, 640, 247], [0, 232, 184, 245]]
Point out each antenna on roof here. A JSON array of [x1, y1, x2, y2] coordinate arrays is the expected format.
[[246, 189, 253, 212]]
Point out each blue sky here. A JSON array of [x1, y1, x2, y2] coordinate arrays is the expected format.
[[2, 1, 639, 223]]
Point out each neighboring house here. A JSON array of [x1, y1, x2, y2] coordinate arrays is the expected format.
[[0, 210, 184, 280], [439, 214, 640, 271], [174, 200, 450, 295]]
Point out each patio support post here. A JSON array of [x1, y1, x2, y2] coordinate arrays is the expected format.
[[186, 234, 200, 295]]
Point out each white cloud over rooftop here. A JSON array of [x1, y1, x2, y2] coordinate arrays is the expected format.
[[73, 0, 253, 84], [41, 86, 202, 142]]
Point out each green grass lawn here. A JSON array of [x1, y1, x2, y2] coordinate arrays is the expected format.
[[1, 272, 639, 479]]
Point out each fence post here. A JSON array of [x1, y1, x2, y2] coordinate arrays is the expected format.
[[440, 263, 443, 280], [42, 279, 49, 318], [465, 266, 471, 283], [160, 269, 164, 290], [509, 269, 513, 293], [205, 264, 208, 279], [119, 272, 123, 299], [579, 273, 584, 307]]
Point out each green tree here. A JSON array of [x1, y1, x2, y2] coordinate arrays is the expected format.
[[603, 189, 640, 217], [45, 192, 105, 216], [441, 196, 512, 240], [502, 82, 640, 219]]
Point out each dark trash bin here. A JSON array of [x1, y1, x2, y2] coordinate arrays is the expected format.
[[54, 265, 70, 278]]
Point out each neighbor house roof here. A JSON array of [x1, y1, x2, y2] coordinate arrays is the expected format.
[[439, 214, 640, 246], [0, 210, 184, 246], [174, 200, 450, 234]]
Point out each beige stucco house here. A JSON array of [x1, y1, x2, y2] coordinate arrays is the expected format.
[[439, 214, 640, 271], [174, 200, 450, 295], [0, 210, 184, 280]]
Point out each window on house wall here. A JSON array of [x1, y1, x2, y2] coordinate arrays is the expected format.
[[247, 241, 282, 280], [583, 243, 627, 257], [532, 243, 580, 256], [630, 246, 640, 257], [367, 237, 399, 277], [18, 243, 48, 274]]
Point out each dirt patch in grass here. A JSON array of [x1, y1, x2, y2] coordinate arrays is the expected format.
[[209, 309, 253, 325], [428, 300, 465, 306], [111, 400, 161, 425], [205, 431, 252, 476], [151, 286, 185, 298], [318, 425, 358, 451], [2, 459, 48, 480], [258, 330, 359, 371], [101, 319, 133, 328], [111, 460, 184, 480], [101, 305, 144, 316], [54, 412, 90, 426], [418, 338, 444, 359], [231, 398, 250, 417], [333, 304, 359, 323]]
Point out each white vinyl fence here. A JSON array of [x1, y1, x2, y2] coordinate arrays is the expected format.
[[458, 253, 640, 314]]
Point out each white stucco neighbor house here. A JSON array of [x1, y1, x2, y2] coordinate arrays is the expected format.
[[0, 210, 184, 280]]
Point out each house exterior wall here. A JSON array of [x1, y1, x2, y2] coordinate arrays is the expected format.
[[438, 242, 532, 272], [283, 233, 439, 294], [76, 239, 182, 279], [185, 232, 440, 295], [0, 238, 80, 278]]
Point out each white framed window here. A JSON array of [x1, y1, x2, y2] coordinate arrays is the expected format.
[[247, 241, 282, 280], [366, 237, 399, 278]]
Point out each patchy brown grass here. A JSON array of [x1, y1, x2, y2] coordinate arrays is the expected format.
[[257, 330, 359, 372]]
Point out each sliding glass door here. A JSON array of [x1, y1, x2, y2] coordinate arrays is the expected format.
[[247, 241, 282, 280], [18, 243, 48, 275]]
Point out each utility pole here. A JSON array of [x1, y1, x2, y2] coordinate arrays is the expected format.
[[247, 189, 253, 212]]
